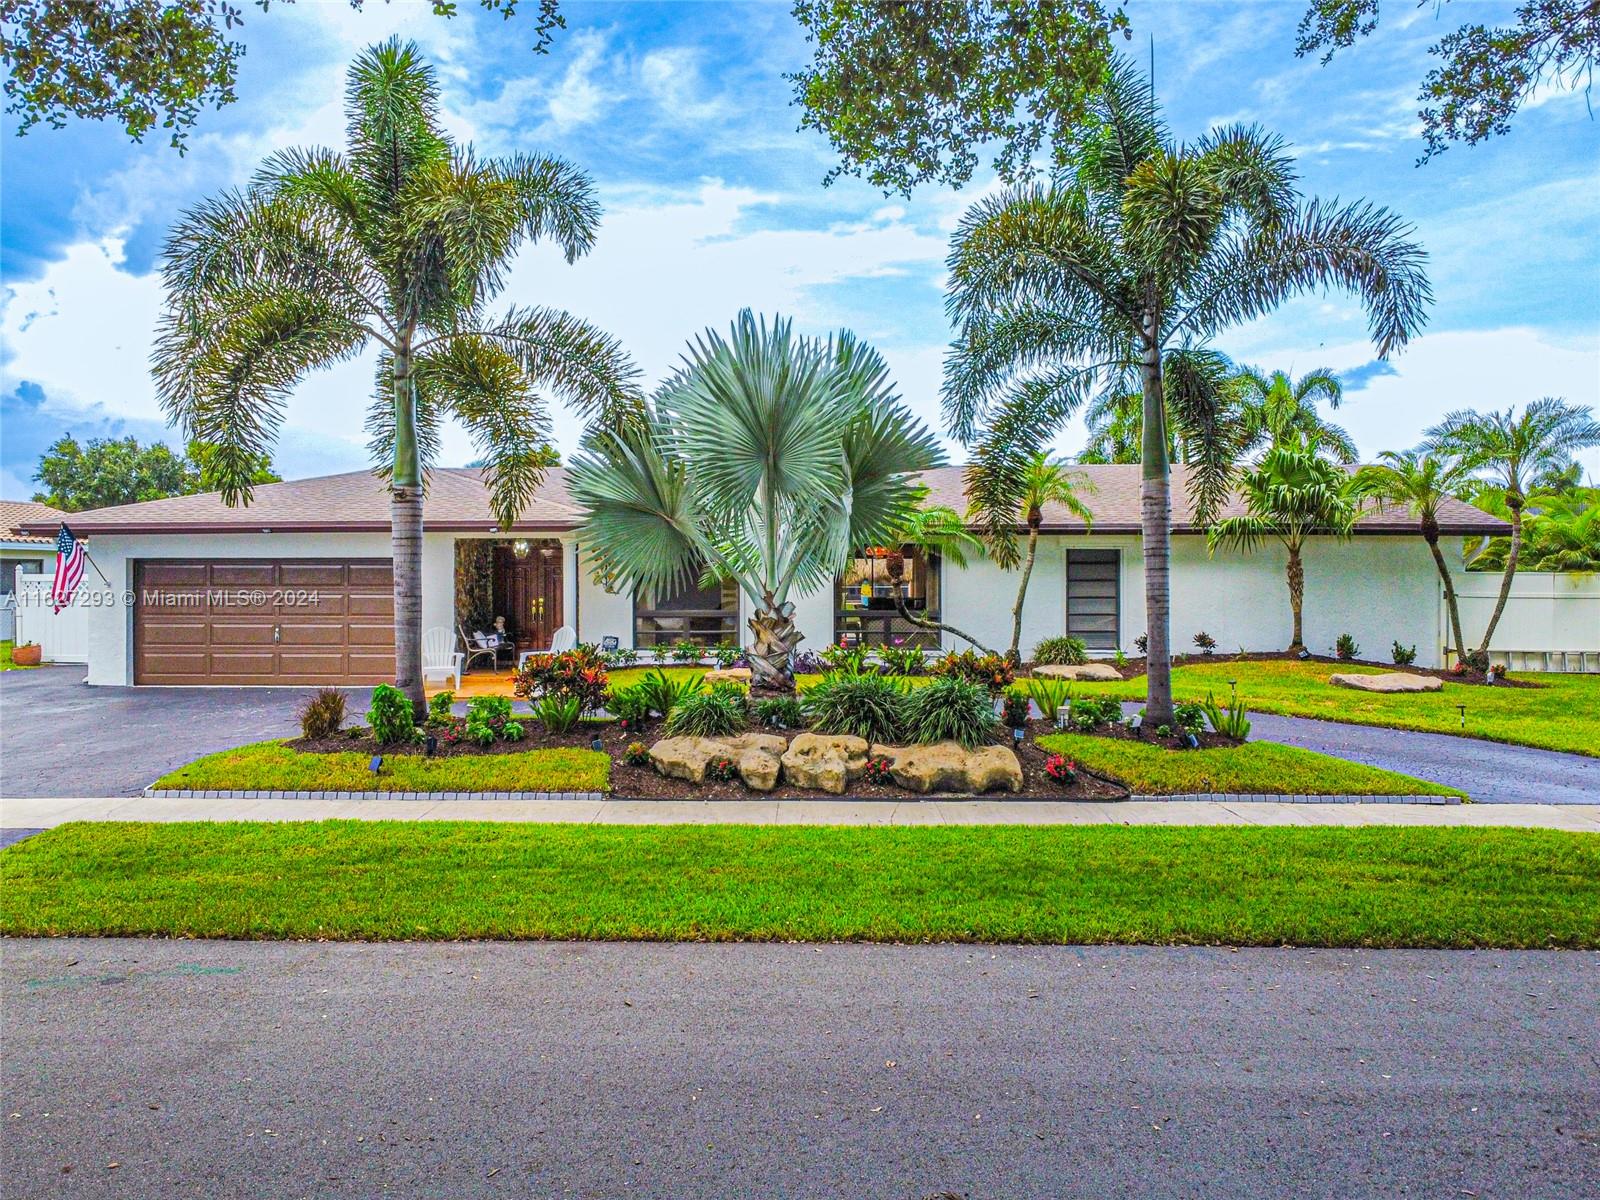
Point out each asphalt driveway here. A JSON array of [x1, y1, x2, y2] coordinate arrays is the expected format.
[[2, 939, 1596, 1199]]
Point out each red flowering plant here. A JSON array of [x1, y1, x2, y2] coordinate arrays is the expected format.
[[513, 644, 610, 713], [705, 756, 739, 782], [1043, 753, 1077, 786], [863, 755, 895, 785]]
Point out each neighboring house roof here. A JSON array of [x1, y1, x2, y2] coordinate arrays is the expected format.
[[18, 464, 1508, 537], [1, 500, 67, 546]]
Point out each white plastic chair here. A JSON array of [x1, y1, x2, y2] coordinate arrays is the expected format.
[[517, 624, 577, 668], [422, 626, 464, 690]]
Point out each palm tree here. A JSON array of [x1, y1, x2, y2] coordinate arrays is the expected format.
[[1356, 448, 1475, 665], [569, 311, 944, 691], [970, 453, 1094, 663], [943, 58, 1430, 722], [1469, 487, 1600, 574], [877, 498, 994, 653], [1209, 436, 1365, 653], [1078, 350, 1248, 468], [151, 39, 642, 713], [1426, 398, 1600, 663], [1236, 367, 1358, 463]]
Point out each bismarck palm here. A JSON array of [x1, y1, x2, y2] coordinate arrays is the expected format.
[[151, 39, 643, 711]]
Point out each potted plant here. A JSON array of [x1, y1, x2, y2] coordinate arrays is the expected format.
[[10, 641, 41, 666]]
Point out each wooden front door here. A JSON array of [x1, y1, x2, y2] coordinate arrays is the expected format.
[[492, 543, 562, 650]]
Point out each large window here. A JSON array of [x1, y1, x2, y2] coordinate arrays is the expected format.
[[1065, 549, 1120, 650], [634, 569, 739, 648], [834, 545, 942, 649]]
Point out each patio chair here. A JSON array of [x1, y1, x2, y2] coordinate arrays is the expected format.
[[422, 627, 464, 690], [517, 624, 577, 668], [458, 623, 501, 675]]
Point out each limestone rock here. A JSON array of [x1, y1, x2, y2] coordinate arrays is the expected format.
[[781, 732, 869, 795], [1329, 671, 1442, 694], [647, 735, 725, 783], [885, 741, 969, 794], [724, 731, 785, 791], [648, 732, 784, 790], [1032, 662, 1122, 682], [703, 667, 753, 686], [965, 744, 1024, 793]]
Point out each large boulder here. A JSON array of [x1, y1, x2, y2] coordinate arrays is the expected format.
[[1032, 662, 1122, 682], [884, 741, 1024, 794], [781, 732, 869, 795], [647, 732, 785, 790], [703, 667, 753, 686], [648, 735, 726, 783], [1329, 671, 1442, 694], [724, 732, 786, 792]]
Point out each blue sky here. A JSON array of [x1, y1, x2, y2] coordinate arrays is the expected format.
[[2, 0, 1597, 500]]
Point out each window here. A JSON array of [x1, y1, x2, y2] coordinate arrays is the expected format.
[[1, 559, 43, 596], [834, 545, 942, 649], [633, 569, 739, 647], [1065, 549, 1120, 650]]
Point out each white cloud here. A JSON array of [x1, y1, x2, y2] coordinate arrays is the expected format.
[[638, 47, 729, 121]]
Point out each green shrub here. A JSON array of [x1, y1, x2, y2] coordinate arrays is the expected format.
[[512, 645, 610, 712], [877, 645, 927, 676], [366, 684, 416, 746], [535, 693, 583, 734], [1025, 676, 1073, 724], [502, 720, 525, 741], [464, 720, 497, 747], [711, 642, 744, 669], [426, 690, 455, 726], [753, 695, 805, 729], [1032, 636, 1087, 666], [636, 669, 703, 719], [1072, 696, 1124, 731], [467, 695, 514, 726], [803, 672, 907, 743], [665, 682, 749, 737], [1334, 633, 1360, 661], [297, 687, 347, 740], [670, 639, 703, 664], [1193, 631, 1217, 655], [930, 649, 1014, 693], [1392, 640, 1417, 666], [901, 675, 997, 748], [1173, 700, 1207, 735], [1000, 688, 1032, 728], [820, 642, 873, 675], [606, 684, 654, 727]]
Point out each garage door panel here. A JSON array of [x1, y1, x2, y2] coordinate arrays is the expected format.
[[134, 559, 394, 685]]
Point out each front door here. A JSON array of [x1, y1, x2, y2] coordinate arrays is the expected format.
[[493, 542, 562, 650]]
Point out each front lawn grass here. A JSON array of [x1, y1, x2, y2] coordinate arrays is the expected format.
[[1073, 659, 1600, 757], [152, 741, 610, 793], [1039, 732, 1461, 797], [2, 822, 1593, 947]]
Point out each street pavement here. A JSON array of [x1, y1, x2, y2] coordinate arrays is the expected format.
[[2, 938, 1596, 1198]]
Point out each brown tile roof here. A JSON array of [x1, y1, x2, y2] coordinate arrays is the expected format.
[[18, 464, 1507, 537], [1, 500, 67, 545]]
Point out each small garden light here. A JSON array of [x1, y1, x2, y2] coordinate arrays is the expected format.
[[591, 734, 605, 752], [425, 734, 438, 757], [368, 754, 383, 775], [1012, 725, 1025, 747], [1457, 703, 1466, 731]]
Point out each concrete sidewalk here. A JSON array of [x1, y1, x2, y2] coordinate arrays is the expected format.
[[4, 795, 1598, 831]]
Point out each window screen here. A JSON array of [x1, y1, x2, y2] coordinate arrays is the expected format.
[[1065, 549, 1120, 650]]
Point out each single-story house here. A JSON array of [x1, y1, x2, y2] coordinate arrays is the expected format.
[[1, 500, 66, 643], [20, 465, 1506, 686]]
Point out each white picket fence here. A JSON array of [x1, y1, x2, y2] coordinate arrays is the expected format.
[[1443, 571, 1599, 672], [12, 574, 90, 664]]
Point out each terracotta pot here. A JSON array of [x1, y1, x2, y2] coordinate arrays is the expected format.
[[11, 643, 42, 666]]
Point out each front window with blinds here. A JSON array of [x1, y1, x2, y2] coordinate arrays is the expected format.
[[634, 569, 739, 648], [1065, 549, 1120, 650]]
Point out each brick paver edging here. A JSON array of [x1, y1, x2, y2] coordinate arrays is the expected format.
[[143, 788, 1460, 805]]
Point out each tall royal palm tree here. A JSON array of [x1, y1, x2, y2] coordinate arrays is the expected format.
[[1237, 367, 1358, 463], [943, 58, 1430, 722], [570, 312, 944, 690], [1356, 448, 1475, 665], [152, 40, 643, 713], [1210, 435, 1364, 653], [1426, 398, 1600, 663]]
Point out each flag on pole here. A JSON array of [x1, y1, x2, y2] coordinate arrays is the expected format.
[[51, 524, 86, 613]]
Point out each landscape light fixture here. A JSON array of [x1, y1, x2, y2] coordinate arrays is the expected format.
[[1457, 703, 1466, 731], [590, 735, 604, 753], [425, 734, 438, 757], [368, 754, 383, 775]]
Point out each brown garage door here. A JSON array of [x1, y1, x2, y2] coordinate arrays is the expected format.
[[134, 560, 395, 685]]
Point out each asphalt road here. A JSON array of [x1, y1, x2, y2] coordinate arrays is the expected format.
[[3, 939, 1596, 1198]]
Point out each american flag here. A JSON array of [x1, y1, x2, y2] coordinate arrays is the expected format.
[[51, 524, 86, 613]]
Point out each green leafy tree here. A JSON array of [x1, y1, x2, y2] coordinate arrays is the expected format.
[[943, 61, 1429, 721], [1355, 448, 1476, 664], [150, 39, 641, 711], [1296, 0, 1600, 161], [1426, 398, 1600, 659], [569, 311, 943, 690], [1236, 367, 1357, 463], [1210, 436, 1365, 653], [31, 433, 278, 511], [1, 0, 564, 151]]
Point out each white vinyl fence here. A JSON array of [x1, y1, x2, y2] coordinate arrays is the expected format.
[[1443, 571, 1599, 672], [13, 575, 90, 664]]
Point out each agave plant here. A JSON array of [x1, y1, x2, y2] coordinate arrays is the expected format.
[[570, 311, 944, 689]]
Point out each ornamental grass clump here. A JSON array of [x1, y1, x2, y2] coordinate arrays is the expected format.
[[1031, 636, 1087, 666], [298, 687, 347, 739], [901, 675, 997, 748], [753, 695, 805, 730], [665, 683, 750, 737], [802, 672, 907, 744]]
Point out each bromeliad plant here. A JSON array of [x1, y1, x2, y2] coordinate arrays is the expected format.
[[513, 645, 609, 713], [570, 311, 944, 690]]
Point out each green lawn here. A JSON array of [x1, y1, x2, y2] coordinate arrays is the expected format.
[[0, 640, 34, 670], [1068, 659, 1600, 757], [3, 822, 1594, 947], [152, 741, 610, 793], [1038, 732, 1460, 797]]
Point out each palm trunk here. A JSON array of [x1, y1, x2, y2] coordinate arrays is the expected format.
[[1008, 521, 1040, 664], [1423, 520, 1467, 664], [1475, 494, 1522, 662], [891, 596, 993, 655], [1140, 334, 1174, 725], [1286, 545, 1305, 652], [746, 595, 803, 692], [391, 344, 426, 717]]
